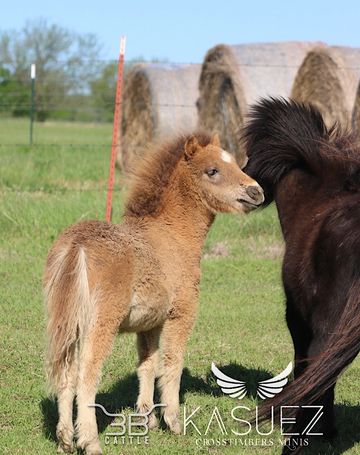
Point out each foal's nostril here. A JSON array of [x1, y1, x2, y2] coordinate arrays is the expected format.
[[246, 185, 263, 202]]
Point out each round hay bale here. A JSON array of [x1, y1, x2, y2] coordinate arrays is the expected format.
[[118, 63, 201, 171], [353, 82, 360, 134], [292, 45, 360, 127], [198, 42, 315, 164]]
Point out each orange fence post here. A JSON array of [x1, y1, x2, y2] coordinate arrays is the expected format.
[[106, 36, 126, 222]]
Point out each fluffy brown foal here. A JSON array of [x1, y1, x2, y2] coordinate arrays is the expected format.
[[44, 132, 264, 454]]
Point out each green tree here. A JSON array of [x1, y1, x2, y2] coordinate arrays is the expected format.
[[90, 62, 117, 122], [0, 65, 29, 117], [0, 18, 102, 121]]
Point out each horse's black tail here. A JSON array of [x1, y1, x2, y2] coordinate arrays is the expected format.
[[256, 280, 360, 424]]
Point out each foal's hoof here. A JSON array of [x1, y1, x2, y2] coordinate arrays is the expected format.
[[77, 439, 102, 455], [56, 425, 74, 453], [85, 449, 103, 455], [84, 442, 103, 455], [56, 443, 74, 454], [148, 412, 158, 430], [165, 414, 181, 435], [136, 404, 159, 430]]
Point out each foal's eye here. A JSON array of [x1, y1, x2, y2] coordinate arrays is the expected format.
[[206, 168, 219, 177]]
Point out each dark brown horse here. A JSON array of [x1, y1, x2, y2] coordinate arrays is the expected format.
[[243, 98, 360, 453]]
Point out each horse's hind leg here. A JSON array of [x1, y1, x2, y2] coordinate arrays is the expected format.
[[321, 384, 337, 440], [136, 327, 161, 429], [286, 297, 312, 379], [56, 346, 78, 453], [76, 314, 122, 455], [307, 335, 337, 440], [282, 320, 336, 455]]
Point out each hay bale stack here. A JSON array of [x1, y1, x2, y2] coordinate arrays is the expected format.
[[119, 63, 200, 170], [292, 45, 360, 127], [198, 42, 315, 163]]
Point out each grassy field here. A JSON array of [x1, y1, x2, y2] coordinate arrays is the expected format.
[[0, 117, 112, 145], [0, 119, 359, 454]]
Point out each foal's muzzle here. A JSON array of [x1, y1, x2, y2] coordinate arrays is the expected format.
[[245, 185, 265, 206]]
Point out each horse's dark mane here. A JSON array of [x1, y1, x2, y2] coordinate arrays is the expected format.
[[124, 131, 212, 217], [243, 97, 360, 204]]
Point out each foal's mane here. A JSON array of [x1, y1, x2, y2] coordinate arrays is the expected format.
[[243, 97, 360, 203], [124, 132, 212, 217]]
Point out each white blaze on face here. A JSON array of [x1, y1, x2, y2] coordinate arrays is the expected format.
[[221, 150, 233, 163]]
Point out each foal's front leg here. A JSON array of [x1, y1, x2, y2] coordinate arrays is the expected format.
[[136, 327, 161, 429], [159, 300, 196, 434]]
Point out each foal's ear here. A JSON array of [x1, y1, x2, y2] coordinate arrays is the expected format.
[[184, 136, 200, 160], [239, 153, 249, 170], [211, 133, 221, 147]]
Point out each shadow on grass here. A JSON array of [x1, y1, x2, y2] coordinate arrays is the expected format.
[[40, 365, 360, 454], [39, 364, 272, 442], [40, 397, 58, 443], [204, 362, 275, 399], [301, 404, 360, 455], [40, 373, 139, 443]]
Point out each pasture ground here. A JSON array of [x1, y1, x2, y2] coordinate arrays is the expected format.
[[0, 119, 359, 454]]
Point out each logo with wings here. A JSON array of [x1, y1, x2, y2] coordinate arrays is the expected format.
[[211, 362, 293, 400]]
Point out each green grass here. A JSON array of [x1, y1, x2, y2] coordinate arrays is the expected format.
[[0, 119, 359, 454], [0, 117, 112, 145]]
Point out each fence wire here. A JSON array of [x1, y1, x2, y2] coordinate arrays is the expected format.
[[1, 57, 360, 146]]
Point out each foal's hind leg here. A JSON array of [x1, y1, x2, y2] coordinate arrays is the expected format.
[[159, 300, 196, 434], [76, 311, 125, 455], [56, 347, 78, 453], [136, 327, 161, 429]]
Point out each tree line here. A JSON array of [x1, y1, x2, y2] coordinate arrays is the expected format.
[[0, 19, 133, 122]]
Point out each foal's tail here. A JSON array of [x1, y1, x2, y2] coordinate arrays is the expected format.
[[256, 281, 360, 423], [44, 245, 95, 394]]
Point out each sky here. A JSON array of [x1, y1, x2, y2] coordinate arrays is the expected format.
[[2, 0, 360, 63]]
